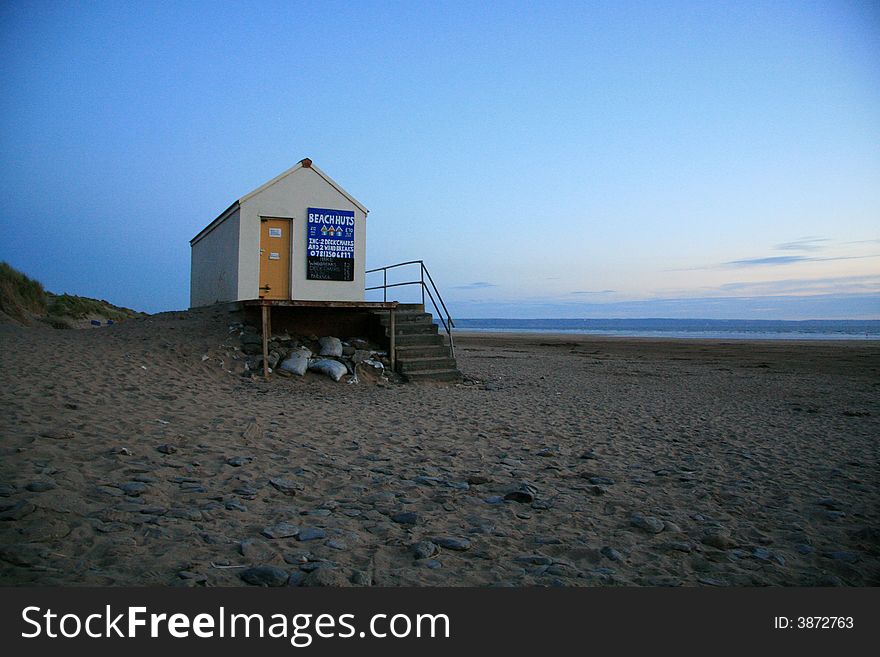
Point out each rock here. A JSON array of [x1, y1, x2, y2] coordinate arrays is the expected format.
[[350, 570, 372, 586], [467, 475, 491, 485], [25, 481, 56, 492], [660, 541, 695, 553], [0, 483, 16, 497], [420, 559, 442, 569], [588, 476, 615, 485], [262, 522, 300, 539], [515, 554, 553, 565], [815, 498, 844, 511], [167, 508, 203, 521], [225, 500, 247, 512], [391, 511, 420, 525], [39, 428, 75, 440], [240, 565, 289, 587], [326, 539, 347, 551], [177, 571, 207, 583], [157, 444, 177, 454], [431, 536, 471, 551], [318, 337, 343, 358], [601, 546, 625, 562], [504, 482, 537, 504], [411, 541, 439, 559], [269, 478, 301, 495], [239, 538, 276, 562], [226, 456, 254, 467], [822, 550, 860, 563], [701, 531, 736, 550], [589, 485, 607, 496], [0, 500, 36, 521], [579, 449, 597, 460], [308, 358, 348, 381], [119, 482, 147, 496], [630, 514, 665, 534], [302, 568, 349, 587], [296, 527, 327, 542], [287, 571, 306, 586], [484, 496, 505, 505]]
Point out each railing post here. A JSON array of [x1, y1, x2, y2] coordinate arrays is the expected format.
[[420, 263, 425, 307], [383, 269, 387, 302]]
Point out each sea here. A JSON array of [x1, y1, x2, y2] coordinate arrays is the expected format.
[[453, 318, 880, 341]]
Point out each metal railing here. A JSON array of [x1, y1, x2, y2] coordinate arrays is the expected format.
[[365, 260, 455, 357]]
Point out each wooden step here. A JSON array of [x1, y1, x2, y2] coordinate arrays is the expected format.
[[398, 356, 458, 373], [403, 368, 463, 383]]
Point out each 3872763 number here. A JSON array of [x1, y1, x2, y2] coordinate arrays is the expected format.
[[797, 617, 853, 629]]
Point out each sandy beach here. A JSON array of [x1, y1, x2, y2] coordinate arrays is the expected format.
[[1, 308, 878, 586]]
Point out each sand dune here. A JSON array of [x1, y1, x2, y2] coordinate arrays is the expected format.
[[1, 308, 878, 586]]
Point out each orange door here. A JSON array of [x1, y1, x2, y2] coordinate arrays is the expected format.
[[259, 218, 291, 299]]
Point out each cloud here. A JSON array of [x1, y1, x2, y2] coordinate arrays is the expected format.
[[571, 289, 615, 295], [718, 274, 880, 296], [454, 281, 496, 289], [719, 254, 877, 268], [774, 237, 830, 251]]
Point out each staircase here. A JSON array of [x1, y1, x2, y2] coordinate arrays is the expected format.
[[375, 304, 462, 382]]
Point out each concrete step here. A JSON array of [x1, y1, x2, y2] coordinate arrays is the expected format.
[[398, 356, 458, 373], [403, 368, 463, 383], [396, 303, 425, 312]]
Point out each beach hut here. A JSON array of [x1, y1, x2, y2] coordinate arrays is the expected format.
[[190, 158, 369, 307], [189, 158, 460, 382]]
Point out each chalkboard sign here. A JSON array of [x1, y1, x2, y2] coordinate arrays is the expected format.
[[306, 208, 355, 281]]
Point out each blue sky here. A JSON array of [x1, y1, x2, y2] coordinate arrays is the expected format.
[[1, 0, 878, 318]]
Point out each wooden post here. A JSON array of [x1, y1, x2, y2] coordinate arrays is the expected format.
[[261, 303, 270, 378], [389, 307, 396, 373]]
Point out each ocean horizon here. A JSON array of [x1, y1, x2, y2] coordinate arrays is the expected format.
[[453, 318, 880, 341]]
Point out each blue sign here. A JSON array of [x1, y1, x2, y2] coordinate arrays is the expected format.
[[306, 208, 355, 281]]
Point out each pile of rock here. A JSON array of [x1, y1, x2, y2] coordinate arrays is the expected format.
[[236, 325, 389, 382]]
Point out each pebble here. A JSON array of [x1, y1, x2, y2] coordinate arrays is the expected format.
[[822, 550, 860, 563], [589, 476, 615, 485], [600, 546, 625, 562], [350, 570, 372, 586], [157, 444, 177, 454], [226, 456, 253, 467], [225, 500, 247, 512], [287, 571, 306, 586], [701, 531, 736, 550], [25, 481, 56, 492], [467, 475, 491, 485], [484, 496, 505, 505], [302, 509, 332, 517], [119, 482, 147, 496], [420, 559, 442, 569], [262, 522, 300, 539], [177, 571, 207, 583], [630, 514, 665, 534], [302, 569, 348, 587], [411, 541, 439, 559], [240, 538, 276, 562], [0, 499, 36, 521], [391, 511, 420, 525], [795, 544, 815, 555], [269, 478, 301, 495], [431, 536, 471, 551], [515, 554, 552, 565], [167, 508, 203, 521], [296, 527, 327, 542], [326, 539, 347, 551], [534, 536, 563, 545], [240, 565, 289, 587], [504, 483, 537, 504]]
